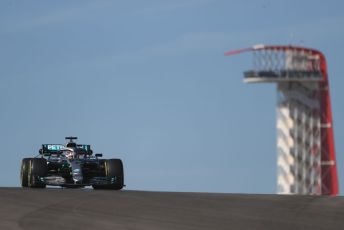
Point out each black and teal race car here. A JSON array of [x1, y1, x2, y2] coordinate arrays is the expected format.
[[20, 137, 124, 190]]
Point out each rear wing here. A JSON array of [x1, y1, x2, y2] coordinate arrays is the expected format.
[[40, 144, 93, 156], [77, 144, 92, 154]]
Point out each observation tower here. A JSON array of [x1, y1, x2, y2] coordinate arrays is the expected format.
[[225, 45, 338, 195]]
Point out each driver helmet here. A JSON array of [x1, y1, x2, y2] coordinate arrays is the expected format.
[[65, 151, 74, 159]]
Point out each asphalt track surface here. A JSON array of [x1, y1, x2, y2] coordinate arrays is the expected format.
[[0, 188, 343, 230]]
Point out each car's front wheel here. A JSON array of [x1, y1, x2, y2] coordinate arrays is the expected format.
[[93, 159, 124, 190], [27, 158, 48, 188]]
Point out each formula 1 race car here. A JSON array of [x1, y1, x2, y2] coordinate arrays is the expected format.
[[20, 137, 124, 190]]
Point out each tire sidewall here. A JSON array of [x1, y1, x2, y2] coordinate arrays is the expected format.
[[20, 158, 30, 187]]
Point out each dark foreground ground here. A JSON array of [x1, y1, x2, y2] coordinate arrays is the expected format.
[[0, 188, 343, 230]]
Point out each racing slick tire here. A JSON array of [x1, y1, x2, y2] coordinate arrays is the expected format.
[[20, 158, 31, 187], [27, 158, 48, 188], [92, 159, 124, 190]]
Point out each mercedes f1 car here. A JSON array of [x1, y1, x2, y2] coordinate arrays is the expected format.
[[20, 137, 124, 190]]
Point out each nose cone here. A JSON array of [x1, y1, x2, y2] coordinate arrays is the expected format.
[[73, 168, 83, 183]]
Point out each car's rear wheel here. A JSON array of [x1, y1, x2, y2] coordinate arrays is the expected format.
[[28, 158, 48, 188], [20, 158, 30, 187], [93, 159, 124, 190]]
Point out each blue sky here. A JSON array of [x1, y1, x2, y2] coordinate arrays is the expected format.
[[0, 0, 343, 194]]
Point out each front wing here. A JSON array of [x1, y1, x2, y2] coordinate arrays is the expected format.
[[37, 175, 119, 187]]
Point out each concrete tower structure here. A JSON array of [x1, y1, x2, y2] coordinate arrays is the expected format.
[[225, 45, 338, 195]]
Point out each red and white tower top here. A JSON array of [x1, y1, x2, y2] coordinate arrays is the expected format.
[[226, 45, 338, 195]]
